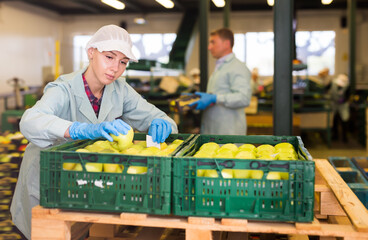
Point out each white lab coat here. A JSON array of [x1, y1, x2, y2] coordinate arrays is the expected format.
[[201, 53, 252, 135], [10, 68, 178, 239], [329, 82, 350, 122]]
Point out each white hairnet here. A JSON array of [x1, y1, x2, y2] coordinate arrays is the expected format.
[[334, 74, 349, 87], [86, 24, 138, 62]]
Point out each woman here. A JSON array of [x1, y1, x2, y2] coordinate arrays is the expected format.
[[10, 24, 177, 239]]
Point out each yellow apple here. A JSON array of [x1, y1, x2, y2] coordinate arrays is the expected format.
[[76, 148, 90, 153], [250, 170, 264, 179], [193, 150, 214, 158], [204, 169, 219, 178], [156, 148, 175, 156], [103, 164, 120, 173], [99, 148, 119, 154], [122, 147, 141, 155], [85, 163, 103, 172], [166, 143, 179, 150], [215, 149, 234, 158], [63, 162, 76, 170], [219, 143, 238, 153], [172, 139, 184, 145], [238, 144, 256, 152], [257, 153, 276, 160], [110, 128, 134, 151], [280, 172, 289, 180], [235, 151, 256, 159], [197, 169, 205, 177], [130, 144, 145, 152], [257, 144, 275, 153], [84, 145, 105, 152], [200, 142, 220, 152], [160, 142, 168, 150], [266, 171, 281, 180], [92, 140, 112, 149], [127, 166, 147, 174], [221, 169, 233, 178], [277, 152, 298, 160], [116, 165, 124, 173], [275, 142, 294, 151], [138, 147, 160, 156], [233, 169, 251, 178], [73, 164, 83, 171]]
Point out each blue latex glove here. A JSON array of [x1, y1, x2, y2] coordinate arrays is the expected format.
[[189, 92, 217, 110], [148, 119, 172, 143], [69, 119, 131, 142]]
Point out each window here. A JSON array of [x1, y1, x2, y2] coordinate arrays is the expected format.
[[233, 31, 335, 76]]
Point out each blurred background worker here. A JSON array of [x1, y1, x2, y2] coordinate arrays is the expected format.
[[326, 73, 350, 142], [190, 28, 251, 135], [10, 24, 177, 239]]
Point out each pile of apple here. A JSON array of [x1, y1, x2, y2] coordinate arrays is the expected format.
[[63, 128, 183, 174], [194, 142, 298, 180]]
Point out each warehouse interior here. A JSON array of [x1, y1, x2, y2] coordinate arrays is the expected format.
[[0, 0, 368, 239]]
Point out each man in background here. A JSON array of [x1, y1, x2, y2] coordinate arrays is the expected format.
[[190, 28, 251, 135]]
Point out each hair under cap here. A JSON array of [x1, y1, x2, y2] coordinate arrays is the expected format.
[[86, 24, 138, 62]]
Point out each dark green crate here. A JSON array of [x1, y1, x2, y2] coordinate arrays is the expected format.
[[328, 157, 368, 209], [172, 135, 315, 222], [40, 133, 193, 215], [352, 157, 368, 181]]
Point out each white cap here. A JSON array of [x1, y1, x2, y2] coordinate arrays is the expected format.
[[189, 68, 200, 76], [86, 25, 138, 62]]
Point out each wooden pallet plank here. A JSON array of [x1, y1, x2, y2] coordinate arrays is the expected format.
[[32, 218, 71, 240], [315, 159, 368, 232], [295, 218, 321, 230], [185, 229, 212, 240]]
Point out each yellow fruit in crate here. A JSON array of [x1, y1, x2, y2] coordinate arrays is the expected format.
[[73, 164, 83, 171], [166, 143, 179, 150], [130, 144, 145, 152], [219, 143, 238, 153], [275, 142, 294, 150], [277, 152, 298, 160], [197, 169, 205, 177], [250, 170, 264, 179], [204, 169, 219, 178], [160, 142, 168, 150], [193, 150, 214, 158], [280, 172, 289, 180], [116, 165, 124, 173], [103, 164, 120, 173], [257, 144, 275, 153], [238, 144, 256, 152], [122, 147, 141, 155], [84, 145, 105, 153], [156, 148, 175, 156], [127, 166, 147, 174], [257, 154, 276, 160], [266, 171, 281, 180], [235, 151, 256, 159], [76, 148, 90, 153], [85, 163, 103, 172], [92, 140, 112, 149], [110, 128, 134, 151], [63, 163, 76, 170], [215, 149, 234, 158], [221, 169, 233, 178], [99, 148, 119, 154], [139, 147, 160, 156], [200, 142, 220, 152], [233, 169, 251, 178], [172, 139, 184, 145]]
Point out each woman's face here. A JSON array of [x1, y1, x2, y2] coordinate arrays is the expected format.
[[88, 48, 129, 86]]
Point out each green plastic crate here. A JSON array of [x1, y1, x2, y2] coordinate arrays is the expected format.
[[40, 133, 194, 215], [172, 134, 315, 222]]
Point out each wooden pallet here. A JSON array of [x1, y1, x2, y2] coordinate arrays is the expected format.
[[31, 159, 368, 240]]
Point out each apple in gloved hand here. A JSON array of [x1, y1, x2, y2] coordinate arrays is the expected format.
[[110, 128, 134, 151]]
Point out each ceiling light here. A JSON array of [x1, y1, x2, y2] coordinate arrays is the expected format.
[[101, 0, 125, 10], [212, 0, 225, 8], [155, 0, 174, 9], [321, 0, 333, 5], [267, 0, 274, 7], [134, 17, 146, 25]]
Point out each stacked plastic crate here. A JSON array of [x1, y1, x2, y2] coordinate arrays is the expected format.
[[328, 157, 368, 209]]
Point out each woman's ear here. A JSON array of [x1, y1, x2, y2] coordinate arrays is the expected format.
[[87, 48, 95, 60]]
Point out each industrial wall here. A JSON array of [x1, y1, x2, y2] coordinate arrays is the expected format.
[[1, 1, 367, 96]]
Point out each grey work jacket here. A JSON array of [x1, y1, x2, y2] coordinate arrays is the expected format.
[[201, 53, 252, 135], [10, 68, 178, 239]]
